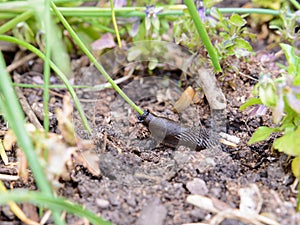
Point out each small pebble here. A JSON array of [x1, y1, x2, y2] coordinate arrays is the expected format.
[[186, 178, 208, 195], [96, 198, 110, 208]]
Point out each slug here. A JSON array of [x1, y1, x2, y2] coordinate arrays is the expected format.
[[138, 110, 219, 150]]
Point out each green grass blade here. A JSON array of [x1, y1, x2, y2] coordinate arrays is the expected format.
[[110, 0, 121, 47], [0, 51, 52, 194], [43, 0, 51, 134], [0, 189, 113, 225], [50, 1, 144, 115], [0, 10, 32, 34], [184, 0, 222, 72], [0, 51, 66, 225], [0, 35, 91, 134]]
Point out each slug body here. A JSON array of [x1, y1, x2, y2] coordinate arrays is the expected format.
[[138, 110, 218, 150]]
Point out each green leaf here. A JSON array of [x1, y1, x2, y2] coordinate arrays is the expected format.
[[280, 43, 299, 78], [151, 17, 160, 31], [259, 82, 277, 107], [239, 97, 262, 110], [235, 38, 253, 51], [145, 17, 151, 31], [229, 14, 246, 27], [148, 58, 158, 70], [273, 127, 300, 156], [248, 126, 277, 145], [292, 156, 300, 178], [0, 189, 112, 225], [210, 7, 223, 21]]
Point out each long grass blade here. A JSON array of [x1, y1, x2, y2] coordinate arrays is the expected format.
[[0, 35, 91, 133], [0, 189, 112, 225]]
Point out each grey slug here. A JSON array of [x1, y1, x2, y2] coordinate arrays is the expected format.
[[138, 110, 219, 150]]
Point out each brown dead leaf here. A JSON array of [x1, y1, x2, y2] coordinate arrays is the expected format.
[[74, 137, 100, 176], [0, 139, 8, 165], [3, 130, 16, 151], [16, 148, 28, 182], [75, 151, 101, 176], [174, 86, 195, 113], [91, 33, 116, 52], [56, 94, 76, 146], [192, 90, 204, 104]]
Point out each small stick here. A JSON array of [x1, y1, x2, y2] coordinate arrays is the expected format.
[[13, 73, 43, 129], [0, 174, 19, 181], [6, 53, 36, 73]]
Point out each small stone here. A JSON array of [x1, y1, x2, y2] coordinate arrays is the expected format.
[[96, 198, 110, 208], [186, 178, 208, 195], [136, 198, 167, 225]]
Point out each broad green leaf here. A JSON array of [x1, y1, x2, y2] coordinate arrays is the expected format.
[[273, 127, 300, 156], [229, 14, 246, 27], [280, 43, 299, 78], [259, 82, 277, 107], [239, 97, 262, 110], [248, 126, 277, 145], [223, 39, 235, 49], [235, 38, 253, 51], [292, 156, 300, 178]]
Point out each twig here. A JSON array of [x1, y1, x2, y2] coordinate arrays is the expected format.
[[197, 67, 227, 134], [0, 174, 19, 181], [81, 68, 134, 92], [6, 53, 36, 73], [13, 73, 43, 129], [239, 71, 258, 81]]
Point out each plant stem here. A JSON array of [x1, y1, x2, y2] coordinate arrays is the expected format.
[[110, 0, 121, 48], [216, 8, 290, 16], [184, 0, 222, 72], [0, 35, 92, 134], [0, 1, 290, 18], [12, 83, 90, 89], [290, 0, 300, 10], [43, 0, 51, 134], [50, 1, 144, 115], [55, 6, 291, 18], [0, 10, 32, 34]]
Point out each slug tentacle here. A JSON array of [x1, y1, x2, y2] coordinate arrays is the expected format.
[[138, 110, 219, 150]]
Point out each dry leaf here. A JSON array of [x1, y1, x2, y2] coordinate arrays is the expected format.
[[16, 148, 28, 182], [56, 94, 76, 145], [91, 33, 116, 52], [3, 130, 16, 151], [0, 139, 8, 165], [76, 151, 101, 176], [174, 86, 195, 113]]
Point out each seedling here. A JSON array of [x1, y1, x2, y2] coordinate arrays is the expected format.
[[241, 43, 300, 210]]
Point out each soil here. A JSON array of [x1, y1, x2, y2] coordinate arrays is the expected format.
[[1, 2, 300, 225]]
